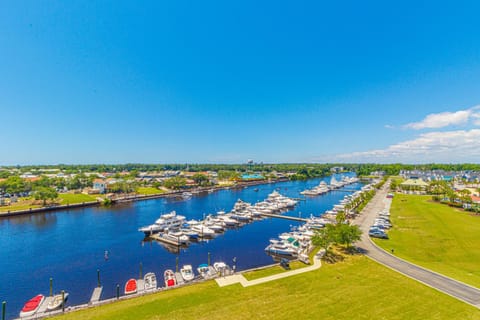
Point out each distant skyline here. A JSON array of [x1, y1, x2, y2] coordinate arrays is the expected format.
[[1, 1, 480, 165]]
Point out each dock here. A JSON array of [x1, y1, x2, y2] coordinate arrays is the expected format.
[[90, 287, 103, 304], [148, 234, 182, 246], [175, 272, 185, 285], [259, 213, 308, 222], [137, 279, 145, 293]]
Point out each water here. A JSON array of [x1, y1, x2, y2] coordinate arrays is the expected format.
[[0, 174, 362, 319]]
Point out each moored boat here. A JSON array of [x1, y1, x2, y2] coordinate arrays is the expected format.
[[124, 278, 137, 295], [180, 265, 195, 282], [19, 294, 45, 317], [164, 269, 176, 287], [144, 272, 157, 291], [46, 292, 69, 311]]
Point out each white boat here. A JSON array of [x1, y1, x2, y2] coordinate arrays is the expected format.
[[144, 272, 157, 291], [213, 261, 230, 275], [139, 211, 186, 235], [190, 224, 216, 237], [197, 263, 215, 279], [164, 269, 177, 287], [160, 231, 190, 245], [180, 265, 195, 282], [182, 192, 192, 199], [265, 242, 298, 256], [46, 292, 69, 311]]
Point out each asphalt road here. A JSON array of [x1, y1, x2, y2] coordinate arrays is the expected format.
[[354, 182, 480, 308]]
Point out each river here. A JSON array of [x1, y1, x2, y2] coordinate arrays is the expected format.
[[0, 174, 363, 319]]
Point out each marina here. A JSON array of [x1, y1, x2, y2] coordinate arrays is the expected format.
[[0, 174, 363, 320]]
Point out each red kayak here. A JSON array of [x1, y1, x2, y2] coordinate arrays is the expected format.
[[20, 294, 45, 317], [124, 278, 137, 295]]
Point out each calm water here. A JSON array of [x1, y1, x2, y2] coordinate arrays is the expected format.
[[0, 174, 362, 319]]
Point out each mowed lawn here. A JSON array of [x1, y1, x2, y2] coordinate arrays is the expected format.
[[58, 193, 100, 204], [374, 193, 480, 288], [136, 187, 165, 195], [50, 255, 480, 320]]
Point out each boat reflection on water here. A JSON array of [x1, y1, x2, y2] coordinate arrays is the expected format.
[[142, 238, 189, 254]]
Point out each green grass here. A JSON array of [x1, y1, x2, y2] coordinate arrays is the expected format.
[[243, 261, 306, 280], [49, 255, 480, 320], [136, 187, 166, 195], [57, 193, 100, 204], [374, 193, 480, 288], [0, 202, 42, 213]]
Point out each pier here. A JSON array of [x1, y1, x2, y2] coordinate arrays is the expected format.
[[148, 234, 182, 246], [90, 287, 103, 305], [259, 213, 308, 222]]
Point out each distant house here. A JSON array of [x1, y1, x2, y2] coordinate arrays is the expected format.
[[93, 179, 108, 194]]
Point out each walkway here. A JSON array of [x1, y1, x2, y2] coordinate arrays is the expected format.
[[216, 255, 322, 288], [354, 182, 480, 308]]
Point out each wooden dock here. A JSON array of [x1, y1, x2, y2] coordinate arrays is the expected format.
[[149, 234, 181, 246], [259, 213, 308, 222], [90, 287, 103, 304]]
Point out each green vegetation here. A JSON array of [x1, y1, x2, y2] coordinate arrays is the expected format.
[[136, 187, 165, 195], [374, 194, 480, 288], [163, 176, 187, 190], [192, 173, 210, 186], [57, 193, 99, 204], [0, 202, 41, 213], [312, 216, 362, 253], [243, 260, 307, 280], [33, 187, 58, 205], [49, 255, 479, 320]]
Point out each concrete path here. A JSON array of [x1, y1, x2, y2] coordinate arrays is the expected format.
[[216, 256, 322, 288], [354, 182, 480, 308]]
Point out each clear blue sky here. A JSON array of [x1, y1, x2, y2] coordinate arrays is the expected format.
[[1, 1, 480, 165]]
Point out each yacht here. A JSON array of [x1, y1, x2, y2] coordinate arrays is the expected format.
[[139, 211, 186, 235]]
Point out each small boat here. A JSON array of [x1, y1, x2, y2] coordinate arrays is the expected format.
[[124, 278, 137, 295], [19, 294, 45, 317], [47, 292, 69, 311], [197, 263, 215, 279], [144, 272, 157, 291], [213, 262, 230, 276], [180, 265, 195, 282], [164, 269, 176, 287]]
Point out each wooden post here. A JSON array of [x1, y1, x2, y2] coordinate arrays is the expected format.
[[116, 285, 120, 299], [61, 290, 65, 312], [208, 252, 211, 266], [97, 269, 101, 287], [2, 301, 5, 320], [139, 262, 143, 279], [175, 256, 179, 273], [50, 277, 53, 297]]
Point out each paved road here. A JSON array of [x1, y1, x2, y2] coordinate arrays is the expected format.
[[355, 182, 480, 308]]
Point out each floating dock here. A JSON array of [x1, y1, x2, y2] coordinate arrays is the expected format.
[[259, 213, 308, 222], [90, 287, 103, 304], [148, 234, 182, 246]]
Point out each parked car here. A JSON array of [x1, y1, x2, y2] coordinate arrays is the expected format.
[[369, 230, 388, 239]]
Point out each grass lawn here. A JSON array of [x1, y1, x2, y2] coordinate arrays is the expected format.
[[49, 255, 480, 320], [136, 187, 166, 195], [243, 261, 307, 280], [374, 193, 480, 288], [0, 202, 41, 213], [57, 193, 100, 204]]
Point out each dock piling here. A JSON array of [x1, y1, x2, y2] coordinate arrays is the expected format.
[[97, 269, 101, 287], [175, 257, 179, 273], [208, 252, 211, 266], [50, 277, 53, 297], [139, 262, 143, 279], [2, 301, 5, 320], [116, 285, 120, 299], [61, 290, 65, 312]]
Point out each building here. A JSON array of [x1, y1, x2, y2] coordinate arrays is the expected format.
[[93, 179, 108, 194]]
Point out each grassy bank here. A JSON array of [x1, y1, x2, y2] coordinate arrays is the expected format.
[[374, 193, 480, 288], [49, 255, 479, 320], [136, 187, 166, 195], [57, 193, 100, 204]]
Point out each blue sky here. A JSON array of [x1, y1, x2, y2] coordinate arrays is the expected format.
[[1, 1, 480, 165]]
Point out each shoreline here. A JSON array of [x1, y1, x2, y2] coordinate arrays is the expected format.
[[0, 178, 290, 218]]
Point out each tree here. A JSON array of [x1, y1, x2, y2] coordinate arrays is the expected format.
[[33, 186, 58, 205], [335, 223, 362, 249], [164, 177, 187, 190], [192, 173, 209, 186], [1, 176, 28, 194], [312, 224, 337, 253]]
